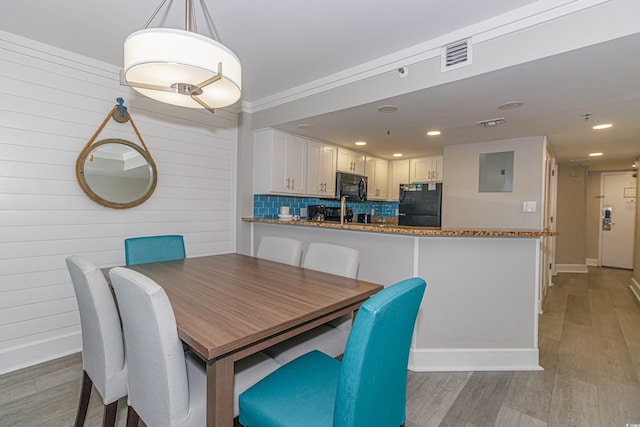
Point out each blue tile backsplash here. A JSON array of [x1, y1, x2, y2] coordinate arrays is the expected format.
[[253, 195, 399, 219]]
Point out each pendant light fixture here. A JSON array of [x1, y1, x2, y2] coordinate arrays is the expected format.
[[122, 0, 241, 113]]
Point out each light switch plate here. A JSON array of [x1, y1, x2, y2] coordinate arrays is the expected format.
[[523, 201, 537, 212]]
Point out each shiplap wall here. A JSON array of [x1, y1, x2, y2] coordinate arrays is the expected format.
[[0, 30, 238, 374]]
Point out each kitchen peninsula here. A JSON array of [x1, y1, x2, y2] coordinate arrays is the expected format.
[[244, 217, 555, 372]]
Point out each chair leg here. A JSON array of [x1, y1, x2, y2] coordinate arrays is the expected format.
[[74, 370, 92, 427], [126, 406, 140, 427], [103, 400, 118, 427]]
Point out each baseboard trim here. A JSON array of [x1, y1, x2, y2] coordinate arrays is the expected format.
[[408, 347, 542, 372], [586, 258, 599, 267], [0, 332, 81, 375], [555, 264, 588, 273], [631, 277, 640, 305]]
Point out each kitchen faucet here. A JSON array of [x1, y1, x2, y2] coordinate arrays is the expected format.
[[340, 195, 347, 225]]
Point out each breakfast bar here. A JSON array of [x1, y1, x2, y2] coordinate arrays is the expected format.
[[244, 217, 556, 372]]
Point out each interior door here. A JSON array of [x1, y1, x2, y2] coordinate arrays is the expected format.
[[601, 172, 637, 269]]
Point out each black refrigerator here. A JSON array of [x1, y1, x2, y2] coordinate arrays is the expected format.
[[398, 183, 442, 227]]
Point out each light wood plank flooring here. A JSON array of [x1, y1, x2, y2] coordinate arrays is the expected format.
[[1, 267, 638, 426]]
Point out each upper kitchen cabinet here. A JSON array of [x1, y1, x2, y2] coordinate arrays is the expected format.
[[365, 156, 388, 200], [253, 129, 307, 195], [388, 159, 410, 201], [307, 140, 337, 197], [410, 155, 443, 183], [337, 147, 366, 175]]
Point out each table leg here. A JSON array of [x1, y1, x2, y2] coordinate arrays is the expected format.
[[206, 355, 235, 427]]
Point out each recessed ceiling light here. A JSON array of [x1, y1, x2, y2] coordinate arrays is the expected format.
[[589, 152, 603, 157], [592, 123, 613, 130], [297, 123, 313, 129], [355, 141, 367, 146], [498, 101, 525, 110], [377, 105, 398, 113], [426, 130, 441, 136], [393, 153, 403, 157]]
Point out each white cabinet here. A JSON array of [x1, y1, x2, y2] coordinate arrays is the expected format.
[[410, 155, 443, 183], [337, 147, 366, 175], [388, 159, 410, 201], [307, 141, 337, 197], [365, 156, 388, 200], [253, 129, 307, 195]]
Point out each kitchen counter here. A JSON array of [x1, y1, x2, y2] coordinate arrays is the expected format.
[[242, 217, 557, 237], [245, 217, 554, 372]]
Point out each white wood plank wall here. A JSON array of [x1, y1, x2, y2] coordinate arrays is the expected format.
[[0, 31, 238, 374]]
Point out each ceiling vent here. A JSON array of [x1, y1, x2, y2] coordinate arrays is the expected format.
[[441, 38, 472, 72]]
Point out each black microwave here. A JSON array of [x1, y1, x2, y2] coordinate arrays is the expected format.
[[336, 172, 367, 201]]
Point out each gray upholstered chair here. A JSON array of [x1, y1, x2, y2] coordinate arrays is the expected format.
[[264, 243, 359, 364], [256, 236, 303, 266], [65, 255, 127, 427], [108, 267, 280, 426]]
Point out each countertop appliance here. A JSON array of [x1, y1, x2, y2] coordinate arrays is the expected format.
[[336, 172, 367, 201], [398, 183, 442, 227], [308, 205, 353, 222], [357, 213, 371, 223]]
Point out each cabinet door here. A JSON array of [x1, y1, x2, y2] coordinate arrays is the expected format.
[[308, 142, 337, 196], [410, 157, 432, 183], [258, 130, 306, 195], [366, 157, 388, 200], [410, 155, 443, 182], [270, 132, 289, 193], [321, 144, 337, 196], [285, 136, 306, 194], [307, 141, 323, 195], [431, 155, 444, 181], [337, 148, 365, 174], [389, 159, 409, 201], [375, 158, 388, 199]]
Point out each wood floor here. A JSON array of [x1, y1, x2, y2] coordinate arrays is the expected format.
[[1, 267, 638, 426]]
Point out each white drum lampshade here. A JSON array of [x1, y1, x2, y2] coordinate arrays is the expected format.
[[123, 28, 242, 109]]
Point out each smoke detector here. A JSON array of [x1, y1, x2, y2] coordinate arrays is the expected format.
[[476, 117, 506, 127]]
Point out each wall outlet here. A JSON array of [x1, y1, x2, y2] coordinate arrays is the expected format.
[[371, 208, 375, 215], [523, 201, 537, 212]]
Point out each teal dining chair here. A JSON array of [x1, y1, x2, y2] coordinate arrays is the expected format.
[[239, 277, 427, 427], [124, 235, 186, 266]]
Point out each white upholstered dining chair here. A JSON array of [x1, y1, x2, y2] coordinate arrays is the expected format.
[[108, 267, 280, 426], [65, 255, 127, 427], [264, 242, 360, 364], [256, 236, 303, 266]]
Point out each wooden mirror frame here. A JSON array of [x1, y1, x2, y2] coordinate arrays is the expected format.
[[76, 138, 158, 209]]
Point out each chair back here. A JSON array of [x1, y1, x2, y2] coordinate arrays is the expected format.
[[109, 267, 190, 427], [256, 236, 303, 266], [303, 243, 359, 278], [334, 277, 426, 427], [65, 255, 127, 404], [124, 235, 185, 266]]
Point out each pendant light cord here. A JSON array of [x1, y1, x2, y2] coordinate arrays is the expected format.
[[140, 0, 221, 42]]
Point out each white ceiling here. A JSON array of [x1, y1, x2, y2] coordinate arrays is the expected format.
[[1, 0, 639, 166]]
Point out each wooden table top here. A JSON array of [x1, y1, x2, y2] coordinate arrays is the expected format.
[[116, 253, 382, 360]]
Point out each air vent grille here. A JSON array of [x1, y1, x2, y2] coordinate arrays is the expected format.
[[441, 38, 472, 72]]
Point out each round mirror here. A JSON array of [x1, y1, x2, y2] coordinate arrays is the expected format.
[[76, 138, 157, 209]]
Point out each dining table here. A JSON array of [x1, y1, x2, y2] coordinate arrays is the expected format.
[[107, 253, 382, 427]]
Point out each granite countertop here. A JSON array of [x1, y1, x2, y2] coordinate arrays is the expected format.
[[242, 217, 557, 237]]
